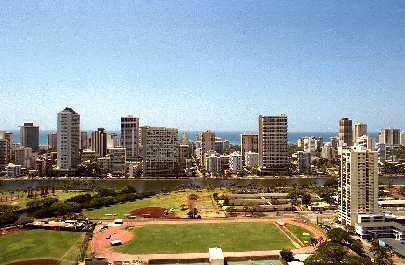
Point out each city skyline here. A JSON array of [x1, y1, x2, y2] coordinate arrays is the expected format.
[[1, 1, 405, 131]]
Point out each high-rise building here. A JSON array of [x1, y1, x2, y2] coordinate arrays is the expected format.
[[15, 146, 33, 169], [379, 128, 401, 146], [240, 133, 258, 159], [142, 126, 179, 177], [258, 114, 288, 176], [297, 151, 311, 175], [401, 131, 405, 147], [321, 143, 336, 161], [179, 144, 192, 173], [121, 116, 140, 161], [339, 118, 353, 147], [20, 122, 39, 152], [353, 122, 368, 142], [80, 131, 88, 149], [57, 107, 80, 172], [0, 139, 7, 170], [91, 128, 108, 157], [339, 147, 379, 225], [47, 132, 57, 150], [355, 135, 375, 151], [229, 151, 242, 173], [0, 131, 12, 163], [197, 130, 216, 159]]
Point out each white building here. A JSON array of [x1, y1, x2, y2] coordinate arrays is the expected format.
[[141, 126, 179, 177], [355, 135, 375, 151], [321, 143, 336, 161], [57, 107, 80, 172], [6, 163, 21, 177], [339, 147, 379, 225], [205, 151, 221, 173], [245, 151, 259, 168], [121, 116, 140, 161], [229, 151, 242, 173]]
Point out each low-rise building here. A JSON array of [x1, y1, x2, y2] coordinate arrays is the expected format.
[[6, 163, 21, 177], [244, 151, 259, 168]]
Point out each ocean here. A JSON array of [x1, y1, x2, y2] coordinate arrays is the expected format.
[[7, 130, 379, 146]]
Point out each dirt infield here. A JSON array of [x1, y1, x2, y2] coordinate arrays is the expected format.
[[6, 259, 59, 265], [130, 207, 177, 218]]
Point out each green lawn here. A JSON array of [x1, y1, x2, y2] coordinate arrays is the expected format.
[[0, 229, 84, 265], [114, 222, 294, 254], [0, 190, 95, 209], [286, 224, 314, 245]]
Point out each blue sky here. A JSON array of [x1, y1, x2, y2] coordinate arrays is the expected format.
[[1, 1, 405, 132]]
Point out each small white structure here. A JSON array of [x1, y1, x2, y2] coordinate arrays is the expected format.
[[209, 248, 224, 265], [113, 219, 123, 225], [110, 240, 122, 246], [6, 163, 21, 177]]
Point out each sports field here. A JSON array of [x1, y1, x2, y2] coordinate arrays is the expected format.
[[84, 190, 224, 219], [286, 224, 314, 246], [0, 229, 84, 265], [114, 222, 294, 254]]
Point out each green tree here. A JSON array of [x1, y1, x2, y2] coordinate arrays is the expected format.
[[302, 193, 312, 206], [327, 228, 351, 245], [280, 249, 294, 262]]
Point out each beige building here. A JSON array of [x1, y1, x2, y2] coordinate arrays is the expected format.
[[47, 132, 57, 150], [57, 107, 80, 172], [15, 146, 33, 169], [197, 130, 216, 159], [179, 144, 192, 174], [355, 135, 375, 150], [258, 114, 288, 176], [80, 131, 88, 149], [339, 147, 378, 225], [353, 122, 368, 142], [240, 133, 258, 159], [142, 126, 179, 177], [339, 118, 353, 147], [245, 151, 259, 168], [401, 131, 405, 146], [90, 128, 108, 157], [379, 128, 400, 146]]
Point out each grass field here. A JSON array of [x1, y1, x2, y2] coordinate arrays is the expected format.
[[114, 222, 294, 254], [0, 229, 84, 265], [286, 224, 314, 246], [0, 190, 95, 209], [84, 190, 223, 219]]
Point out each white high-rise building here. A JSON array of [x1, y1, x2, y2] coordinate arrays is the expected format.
[[142, 126, 179, 177], [258, 114, 288, 176], [379, 128, 400, 146], [121, 116, 139, 161], [57, 107, 80, 172], [229, 151, 242, 173], [353, 122, 368, 142], [338, 147, 379, 225]]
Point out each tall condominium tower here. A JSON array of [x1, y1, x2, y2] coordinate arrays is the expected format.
[[47, 132, 57, 150], [401, 131, 405, 147], [258, 114, 288, 176], [57, 107, 80, 172], [379, 128, 401, 146], [240, 133, 258, 160], [80, 131, 88, 149], [197, 130, 216, 159], [121, 116, 139, 161], [91, 128, 108, 157], [20, 122, 39, 152], [142, 126, 179, 177], [353, 122, 368, 142], [339, 147, 378, 225], [339, 118, 353, 147], [0, 131, 12, 163], [0, 139, 7, 170]]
